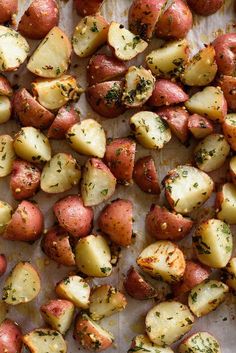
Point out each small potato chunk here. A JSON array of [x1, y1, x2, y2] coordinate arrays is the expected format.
[[130, 111, 171, 150], [0, 200, 12, 234], [230, 156, 236, 184], [194, 134, 230, 172], [40, 299, 75, 335], [108, 22, 148, 61], [179, 332, 221, 353], [193, 219, 233, 268], [74, 313, 114, 352], [0, 75, 12, 96], [13, 127, 51, 163], [0, 96, 11, 124], [216, 183, 236, 224], [164, 165, 214, 214], [55, 275, 90, 308], [222, 114, 236, 151], [0, 319, 22, 353], [75, 0, 104, 16], [224, 257, 236, 291], [54, 195, 93, 238], [188, 280, 229, 317], [81, 158, 116, 207], [181, 46, 217, 86], [0, 135, 15, 177], [129, 335, 174, 353], [2, 262, 41, 305], [73, 15, 109, 58], [0, 26, 29, 72], [137, 241, 186, 283], [148, 79, 188, 107], [75, 234, 112, 277], [124, 267, 157, 300], [89, 285, 127, 320], [146, 205, 193, 241], [185, 86, 227, 123], [123, 66, 155, 107], [0, 0, 17, 24], [67, 119, 106, 158], [187, 0, 223, 16], [145, 301, 194, 346], [188, 114, 213, 139], [213, 33, 236, 76], [218, 75, 236, 110], [104, 138, 136, 184], [146, 39, 189, 79], [98, 199, 133, 247], [133, 156, 160, 194], [48, 105, 79, 139], [23, 329, 67, 353]]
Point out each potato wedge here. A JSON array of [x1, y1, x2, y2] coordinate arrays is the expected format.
[[0, 319, 22, 353], [179, 332, 221, 353], [188, 114, 213, 139], [133, 156, 160, 194], [187, 0, 223, 16], [216, 183, 236, 224], [0, 96, 11, 124], [23, 329, 67, 353], [2, 262, 41, 305], [148, 79, 188, 107], [0, 200, 12, 234], [75, 0, 104, 16], [188, 280, 229, 317], [124, 267, 157, 300], [129, 335, 174, 353], [0, 135, 15, 177], [0, 75, 12, 96], [224, 257, 236, 291], [48, 105, 79, 139], [40, 153, 81, 194], [73, 15, 109, 58], [218, 75, 236, 110], [164, 165, 214, 214], [222, 113, 236, 150], [0, 0, 17, 24]]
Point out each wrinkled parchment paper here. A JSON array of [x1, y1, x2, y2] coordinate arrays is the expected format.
[[0, 0, 236, 352]]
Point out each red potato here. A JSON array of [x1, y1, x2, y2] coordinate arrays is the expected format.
[[0, 0, 17, 24], [0, 319, 22, 353], [187, 0, 223, 16], [87, 54, 127, 85], [53, 195, 94, 238], [75, 0, 104, 16], [218, 75, 236, 111], [123, 267, 157, 300], [13, 88, 55, 130], [156, 0, 193, 39], [133, 156, 160, 194], [18, 0, 59, 40], [148, 80, 188, 107], [156, 106, 189, 143], [0, 75, 12, 96], [230, 156, 236, 184], [213, 33, 236, 76], [86, 81, 126, 118], [222, 114, 236, 151], [98, 199, 133, 247], [188, 114, 214, 139], [3, 200, 44, 242], [0, 255, 7, 276], [104, 138, 136, 184], [47, 105, 79, 139], [10, 159, 41, 200]]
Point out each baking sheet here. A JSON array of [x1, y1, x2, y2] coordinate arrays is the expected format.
[[0, 0, 236, 352]]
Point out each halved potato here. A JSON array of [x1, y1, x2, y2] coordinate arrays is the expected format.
[[66, 119, 106, 158], [73, 15, 109, 58], [188, 114, 214, 139], [40, 153, 81, 193], [48, 105, 79, 139], [129, 335, 174, 353], [164, 165, 214, 214], [0, 319, 22, 353], [216, 183, 236, 224], [179, 332, 221, 353], [124, 267, 157, 300], [0, 200, 12, 234], [188, 280, 229, 317], [2, 262, 41, 305], [130, 111, 171, 149], [222, 113, 236, 151], [108, 22, 148, 61], [0, 135, 15, 177], [0, 75, 13, 96], [224, 257, 236, 291], [0, 96, 11, 124], [23, 329, 67, 353], [0, 26, 29, 72]]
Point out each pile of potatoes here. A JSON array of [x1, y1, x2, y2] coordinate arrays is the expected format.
[[0, 0, 236, 352]]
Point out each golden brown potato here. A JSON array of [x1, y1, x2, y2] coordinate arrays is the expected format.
[[0, 75, 12, 96], [0, 319, 22, 353], [124, 267, 157, 300], [47, 105, 79, 139], [213, 33, 236, 76], [218, 75, 236, 111], [222, 114, 236, 150], [187, 0, 223, 15], [133, 156, 160, 194], [75, 0, 104, 16], [148, 80, 188, 107], [188, 114, 214, 139], [0, 0, 17, 24]]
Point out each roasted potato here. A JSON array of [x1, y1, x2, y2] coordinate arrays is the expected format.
[[104, 138, 136, 184], [222, 114, 236, 150], [75, 0, 104, 16], [146, 205, 193, 241], [0, 135, 15, 177], [145, 301, 194, 346], [0, 0, 17, 24], [188, 280, 229, 317], [188, 114, 214, 139], [224, 257, 236, 291], [87, 54, 127, 85], [218, 75, 236, 111], [0, 255, 7, 277], [0, 75, 12, 96], [18, 0, 59, 40], [0, 319, 22, 353], [81, 158, 116, 207], [148, 79, 188, 107], [53, 195, 93, 238], [229, 156, 236, 184], [75, 234, 112, 277], [86, 81, 126, 118], [0, 200, 12, 234], [213, 33, 236, 75], [3, 200, 44, 242], [23, 329, 67, 353], [179, 332, 221, 353], [187, 0, 223, 15], [0, 96, 11, 124], [129, 335, 174, 353], [216, 183, 236, 224], [73, 15, 109, 58], [108, 22, 148, 61], [124, 267, 157, 300], [98, 199, 133, 247], [164, 165, 214, 214], [2, 262, 41, 305], [133, 156, 160, 194], [48, 105, 79, 139]]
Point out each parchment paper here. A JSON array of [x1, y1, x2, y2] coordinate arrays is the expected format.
[[0, 0, 236, 352]]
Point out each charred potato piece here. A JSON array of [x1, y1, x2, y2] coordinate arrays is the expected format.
[[75, 0, 104, 16], [188, 114, 213, 139], [0, 135, 15, 177], [48, 105, 79, 139], [0, 200, 12, 234], [178, 332, 221, 353], [148, 79, 188, 107], [0, 319, 22, 353], [124, 267, 157, 300], [187, 0, 223, 16], [216, 183, 236, 224], [133, 156, 160, 194], [23, 329, 67, 353]]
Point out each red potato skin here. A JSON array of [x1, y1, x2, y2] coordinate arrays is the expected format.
[[156, 106, 190, 143], [18, 0, 59, 40], [213, 34, 236, 76], [0, 254, 7, 276], [187, 0, 223, 16], [13, 88, 55, 129], [98, 199, 133, 247], [133, 156, 160, 194], [104, 138, 136, 184], [123, 267, 157, 300], [0, 0, 17, 24], [87, 54, 127, 86], [3, 200, 44, 242], [41, 299, 74, 318], [0, 319, 22, 353], [53, 195, 94, 238], [156, 0, 193, 39], [75, 0, 104, 16], [47, 105, 79, 139], [188, 114, 214, 139], [218, 75, 236, 111], [146, 205, 193, 241], [0, 76, 12, 96], [222, 119, 236, 151], [148, 80, 189, 107], [10, 159, 41, 200]]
